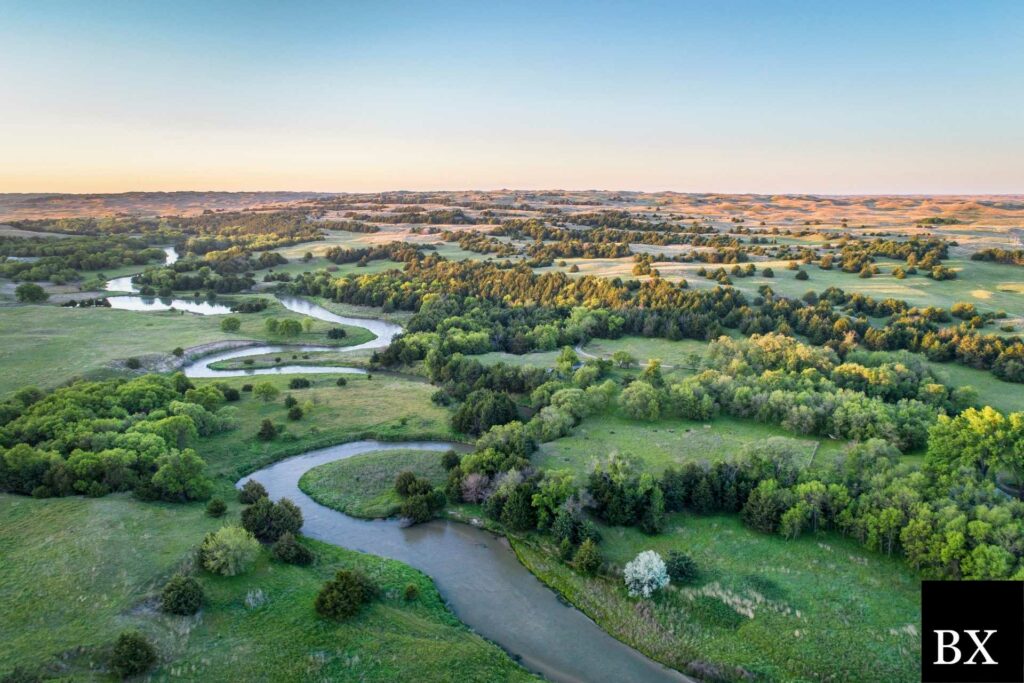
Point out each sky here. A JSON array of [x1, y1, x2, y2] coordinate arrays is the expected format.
[[1, 0, 1022, 194]]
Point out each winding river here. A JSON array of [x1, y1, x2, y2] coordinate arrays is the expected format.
[[241, 441, 689, 683], [105, 266, 690, 682], [104, 247, 235, 314]]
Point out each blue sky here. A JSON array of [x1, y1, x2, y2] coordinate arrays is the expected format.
[[1, 1, 1021, 193]]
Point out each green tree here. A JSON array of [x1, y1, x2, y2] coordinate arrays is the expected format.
[[619, 381, 662, 421], [574, 538, 602, 574], [160, 574, 204, 615], [151, 448, 211, 501], [14, 283, 48, 303], [315, 569, 374, 620], [220, 316, 241, 332], [200, 525, 260, 576], [253, 382, 279, 403], [110, 631, 157, 678]]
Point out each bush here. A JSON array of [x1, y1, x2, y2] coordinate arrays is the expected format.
[[222, 387, 240, 401], [315, 569, 374, 620], [665, 550, 698, 583], [441, 450, 461, 470], [220, 316, 241, 332], [200, 526, 260, 576], [272, 532, 315, 565], [287, 405, 304, 421], [241, 496, 303, 543], [172, 347, 185, 358], [241, 383, 253, 392], [795, 270, 809, 280], [110, 631, 157, 678], [238, 479, 268, 504], [400, 489, 446, 524], [394, 470, 418, 496], [327, 327, 347, 339], [160, 574, 204, 615], [288, 377, 312, 389], [15, 282, 48, 303], [206, 497, 227, 517], [257, 418, 277, 441], [336, 377, 348, 387], [125, 357, 142, 370], [403, 583, 419, 601], [253, 382, 279, 402], [574, 538, 602, 575], [284, 394, 298, 408], [623, 550, 670, 598]]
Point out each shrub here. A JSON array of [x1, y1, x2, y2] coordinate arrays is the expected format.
[[762, 267, 774, 278], [394, 471, 418, 496], [220, 316, 241, 332], [200, 526, 260, 576], [15, 282, 48, 303], [172, 347, 185, 358], [665, 550, 698, 583], [110, 631, 157, 678], [125, 357, 142, 370], [315, 569, 374, 620], [222, 387, 240, 401], [253, 382, 279, 402], [287, 405, 304, 421], [574, 538, 602, 575], [257, 418, 277, 441], [403, 583, 420, 601], [288, 377, 312, 389], [272, 532, 315, 565], [160, 574, 204, 615], [441, 450, 461, 471], [238, 479, 268, 504], [327, 327, 347, 339], [795, 270, 809, 280], [335, 377, 347, 387], [400, 489, 446, 524], [241, 383, 253, 392], [623, 550, 670, 598], [241, 497, 303, 543], [284, 394, 298, 408], [206, 497, 227, 517]]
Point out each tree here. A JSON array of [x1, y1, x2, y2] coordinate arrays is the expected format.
[[220, 316, 241, 332], [110, 632, 156, 678], [200, 525, 260, 576], [556, 346, 580, 375], [287, 405, 303, 420], [451, 389, 518, 436], [665, 551, 698, 583], [441, 450, 461, 470], [239, 479, 267, 504], [315, 569, 374, 620], [623, 550, 670, 598], [574, 538, 602, 574], [619, 381, 662, 421], [501, 484, 537, 531], [327, 327, 347, 339], [272, 532, 315, 565], [611, 350, 636, 369], [257, 418, 277, 441], [241, 497, 303, 543], [151, 449, 211, 502], [394, 471, 418, 496], [14, 283, 47, 303], [253, 382, 279, 403], [160, 574, 203, 615], [278, 319, 303, 337], [206, 497, 227, 517]]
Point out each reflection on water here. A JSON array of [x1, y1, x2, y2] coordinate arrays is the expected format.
[[107, 296, 233, 315], [242, 441, 688, 683], [277, 295, 401, 352], [104, 246, 179, 294], [184, 344, 366, 378]]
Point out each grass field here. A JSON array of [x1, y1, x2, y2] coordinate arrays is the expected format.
[[194, 373, 458, 481], [513, 513, 919, 682], [581, 336, 711, 368], [535, 414, 843, 479], [300, 448, 451, 518], [0, 494, 533, 682], [0, 299, 374, 395]]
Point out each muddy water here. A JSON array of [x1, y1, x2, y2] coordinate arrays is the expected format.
[[241, 441, 690, 683]]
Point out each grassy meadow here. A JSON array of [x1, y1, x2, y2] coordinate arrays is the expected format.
[[300, 448, 450, 518], [0, 494, 533, 682], [0, 298, 373, 395], [514, 513, 919, 682]]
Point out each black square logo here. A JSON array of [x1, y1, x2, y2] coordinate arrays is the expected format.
[[922, 581, 1024, 683]]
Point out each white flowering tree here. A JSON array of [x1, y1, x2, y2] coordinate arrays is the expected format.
[[623, 550, 670, 598]]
